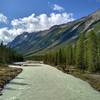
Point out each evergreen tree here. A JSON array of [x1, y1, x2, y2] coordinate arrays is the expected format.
[[66, 45, 73, 65], [98, 34, 100, 71], [76, 33, 85, 69], [84, 40, 88, 69], [87, 30, 98, 72], [0, 42, 23, 65], [58, 48, 63, 66]]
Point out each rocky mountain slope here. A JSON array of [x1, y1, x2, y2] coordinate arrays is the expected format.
[[8, 9, 100, 57]]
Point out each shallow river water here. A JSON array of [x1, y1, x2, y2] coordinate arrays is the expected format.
[[0, 62, 100, 100]]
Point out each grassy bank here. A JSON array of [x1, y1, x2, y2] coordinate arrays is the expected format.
[[0, 65, 22, 95], [57, 65, 100, 92]]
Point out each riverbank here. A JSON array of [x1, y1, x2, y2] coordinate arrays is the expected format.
[[0, 65, 22, 95], [1, 63, 100, 100], [57, 66, 100, 92]]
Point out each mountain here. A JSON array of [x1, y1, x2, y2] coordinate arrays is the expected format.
[[8, 9, 100, 57]]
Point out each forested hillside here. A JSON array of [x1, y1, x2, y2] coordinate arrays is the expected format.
[[30, 30, 100, 73], [8, 9, 100, 73], [0, 42, 23, 66]]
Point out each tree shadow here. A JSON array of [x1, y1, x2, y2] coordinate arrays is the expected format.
[[10, 82, 28, 86], [23, 64, 42, 67], [15, 77, 25, 79], [4, 87, 17, 91]]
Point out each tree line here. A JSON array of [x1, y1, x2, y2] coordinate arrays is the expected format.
[[33, 30, 100, 73], [0, 42, 23, 65]]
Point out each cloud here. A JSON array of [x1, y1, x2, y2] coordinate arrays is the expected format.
[[52, 4, 65, 12], [0, 13, 8, 24], [0, 28, 12, 44], [0, 27, 25, 44], [0, 27, 24, 44], [0, 12, 74, 44], [11, 12, 74, 33]]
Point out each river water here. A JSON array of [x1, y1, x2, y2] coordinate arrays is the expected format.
[[0, 62, 100, 100]]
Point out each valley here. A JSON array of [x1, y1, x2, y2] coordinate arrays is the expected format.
[[0, 2, 99, 99], [8, 9, 100, 57]]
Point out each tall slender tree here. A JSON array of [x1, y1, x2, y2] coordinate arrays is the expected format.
[[87, 30, 98, 72], [76, 33, 85, 69]]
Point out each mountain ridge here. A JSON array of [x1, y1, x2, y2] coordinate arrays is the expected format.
[[8, 9, 100, 57]]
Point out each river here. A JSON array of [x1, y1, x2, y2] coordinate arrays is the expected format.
[[0, 62, 100, 100]]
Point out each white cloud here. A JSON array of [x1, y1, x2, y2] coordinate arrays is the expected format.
[[0, 27, 24, 44], [0, 13, 8, 24], [0, 12, 74, 44], [11, 12, 74, 33], [52, 4, 65, 12], [0, 28, 12, 44]]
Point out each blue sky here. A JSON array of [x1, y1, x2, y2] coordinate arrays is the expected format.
[[0, 0, 100, 43], [0, 0, 99, 20]]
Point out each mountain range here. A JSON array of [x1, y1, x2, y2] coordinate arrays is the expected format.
[[8, 9, 100, 57]]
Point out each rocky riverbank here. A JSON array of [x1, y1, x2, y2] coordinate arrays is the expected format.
[[68, 70, 100, 92], [57, 66, 100, 92], [0, 66, 22, 95]]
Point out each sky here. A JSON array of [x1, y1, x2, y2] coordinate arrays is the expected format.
[[0, 0, 100, 44]]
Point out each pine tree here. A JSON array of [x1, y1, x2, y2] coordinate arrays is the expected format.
[[58, 48, 63, 66], [72, 44, 76, 65], [66, 45, 73, 65], [76, 33, 85, 69], [0, 41, 23, 65], [87, 30, 98, 72], [54, 51, 58, 66], [84, 40, 88, 69], [98, 34, 100, 71]]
